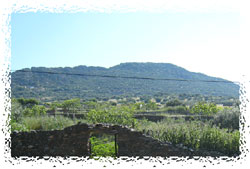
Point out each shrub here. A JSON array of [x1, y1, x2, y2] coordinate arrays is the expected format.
[[166, 99, 183, 107], [87, 106, 137, 127], [11, 99, 24, 122], [10, 119, 28, 132], [146, 101, 158, 110], [23, 105, 47, 117], [191, 102, 219, 115], [90, 135, 116, 157], [212, 107, 239, 130], [17, 98, 39, 108]]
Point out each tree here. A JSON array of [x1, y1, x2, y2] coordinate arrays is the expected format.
[[83, 101, 98, 110], [166, 99, 183, 107], [134, 102, 145, 110], [62, 98, 81, 114], [87, 105, 136, 127], [48, 102, 60, 113], [146, 101, 158, 110], [90, 98, 97, 102], [191, 102, 219, 115], [17, 98, 39, 108], [11, 99, 23, 122], [23, 105, 46, 117]]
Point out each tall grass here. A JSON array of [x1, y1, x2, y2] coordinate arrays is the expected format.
[[137, 118, 240, 156], [21, 116, 75, 131]]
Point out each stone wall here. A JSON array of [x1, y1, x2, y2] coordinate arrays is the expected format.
[[11, 123, 91, 156], [11, 123, 221, 157], [134, 114, 214, 122], [115, 127, 192, 156]]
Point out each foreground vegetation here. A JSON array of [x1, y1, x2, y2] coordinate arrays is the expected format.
[[137, 118, 240, 156], [10, 97, 240, 156], [90, 134, 116, 157]]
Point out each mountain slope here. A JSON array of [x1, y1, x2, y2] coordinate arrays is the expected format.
[[11, 62, 239, 101]]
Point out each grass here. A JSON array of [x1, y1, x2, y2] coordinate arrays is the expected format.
[[18, 116, 75, 131], [136, 117, 240, 156], [11, 99, 240, 157]]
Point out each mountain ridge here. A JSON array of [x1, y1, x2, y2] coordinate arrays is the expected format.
[[11, 62, 239, 101]]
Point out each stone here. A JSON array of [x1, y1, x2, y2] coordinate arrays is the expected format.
[[11, 123, 224, 157]]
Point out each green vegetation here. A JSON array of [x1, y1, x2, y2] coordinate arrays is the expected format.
[[11, 115, 75, 132], [10, 96, 240, 156], [191, 102, 220, 115], [10, 98, 76, 132], [61, 98, 81, 114], [22, 105, 47, 117], [16, 98, 39, 108], [11, 63, 239, 101], [10, 62, 240, 157], [87, 106, 136, 127], [136, 118, 240, 156], [212, 107, 239, 130], [166, 99, 183, 107], [145, 100, 158, 110], [90, 135, 116, 157], [21, 116, 75, 131]]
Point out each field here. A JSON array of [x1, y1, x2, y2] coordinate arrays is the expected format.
[[10, 95, 240, 157]]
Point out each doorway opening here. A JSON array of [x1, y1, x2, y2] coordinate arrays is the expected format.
[[89, 133, 118, 157]]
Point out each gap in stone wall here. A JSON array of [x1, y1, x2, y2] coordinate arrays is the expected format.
[[89, 132, 117, 157]]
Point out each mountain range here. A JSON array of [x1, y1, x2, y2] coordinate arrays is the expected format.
[[11, 62, 239, 101]]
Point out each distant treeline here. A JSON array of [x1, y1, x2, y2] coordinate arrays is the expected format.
[[11, 63, 239, 101]]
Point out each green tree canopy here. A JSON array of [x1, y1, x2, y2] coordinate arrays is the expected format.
[[191, 102, 219, 115], [146, 101, 158, 110], [17, 98, 39, 108], [166, 99, 183, 107], [61, 98, 81, 114], [23, 105, 46, 117]]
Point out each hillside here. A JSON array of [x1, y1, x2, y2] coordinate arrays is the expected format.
[[11, 62, 239, 101]]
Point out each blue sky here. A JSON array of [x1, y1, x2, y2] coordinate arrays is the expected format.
[[11, 12, 240, 81]]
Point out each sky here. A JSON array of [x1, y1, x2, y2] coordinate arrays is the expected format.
[[11, 11, 241, 82]]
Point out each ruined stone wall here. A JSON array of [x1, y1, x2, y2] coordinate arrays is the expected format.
[[11, 123, 90, 156], [134, 114, 214, 122], [115, 127, 192, 156], [11, 123, 220, 157]]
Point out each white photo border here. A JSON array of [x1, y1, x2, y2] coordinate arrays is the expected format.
[[0, 0, 249, 169]]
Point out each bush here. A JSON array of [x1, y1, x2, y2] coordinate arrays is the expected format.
[[90, 135, 116, 157], [87, 106, 137, 127], [11, 99, 24, 122], [146, 101, 158, 110], [166, 99, 183, 107], [23, 105, 47, 117], [10, 119, 28, 132], [212, 107, 239, 130], [17, 98, 39, 108], [164, 105, 189, 114], [191, 102, 219, 115]]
